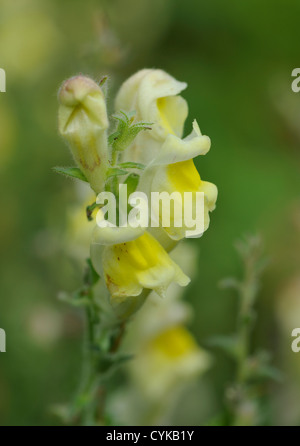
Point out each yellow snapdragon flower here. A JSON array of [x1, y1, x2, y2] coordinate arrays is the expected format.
[[129, 325, 210, 400], [91, 221, 189, 302], [115, 69, 188, 165], [141, 121, 217, 240], [116, 69, 217, 241]]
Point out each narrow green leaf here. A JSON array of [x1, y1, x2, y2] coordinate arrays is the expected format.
[[206, 334, 240, 359], [53, 166, 88, 182], [106, 167, 128, 178], [118, 162, 145, 170], [57, 290, 91, 307], [99, 75, 108, 86], [97, 352, 134, 373], [252, 364, 283, 383]]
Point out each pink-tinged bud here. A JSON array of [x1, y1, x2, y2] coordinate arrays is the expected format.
[[58, 75, 109, 193]]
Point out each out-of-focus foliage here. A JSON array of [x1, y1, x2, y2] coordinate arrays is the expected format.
[[0, 0, 300, 426]]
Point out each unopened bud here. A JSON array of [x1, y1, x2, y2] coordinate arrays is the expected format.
[[58, 75, 109, 193]]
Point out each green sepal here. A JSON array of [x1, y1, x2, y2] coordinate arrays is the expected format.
[[124, 173, 140, 196], [109, 110, 152, 153]]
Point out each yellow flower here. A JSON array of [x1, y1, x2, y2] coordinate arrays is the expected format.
[[91, 230, 189, 303], [116, 69, 217, 240], [136, 120, 217, 241], [115, 69, 189, 165], [115, 69, 211, 166], [58, 75, 109, 193], [129, 325, 211, 400], [144, 158, 218, 240]]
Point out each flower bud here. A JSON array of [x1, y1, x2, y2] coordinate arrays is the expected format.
[[58, 75, 109, 193]]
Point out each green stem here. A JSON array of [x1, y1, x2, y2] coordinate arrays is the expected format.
[[230, 237, 263, 425], [76, 294, 99, 425], [111, 147, 119, 166], [236, 247, 259, 383], [74, 287, 126, 426]]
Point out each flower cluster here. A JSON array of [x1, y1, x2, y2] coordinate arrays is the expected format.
[[58, 69, 217, 317]]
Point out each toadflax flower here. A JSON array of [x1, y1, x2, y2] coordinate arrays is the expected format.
[[116, 68, 218, 242], [58, 75, 109, 193], [115, 68, 189, 165], [129, 325, 211, 400], [91, 219, 189, 303]]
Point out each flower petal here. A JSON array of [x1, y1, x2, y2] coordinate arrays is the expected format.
[[115, 69, 188, 145], [140, 159, 217, 240], [149, 119, 211, 167]]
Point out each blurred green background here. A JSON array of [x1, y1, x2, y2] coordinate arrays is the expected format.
[[1, 0, 300, 425]]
